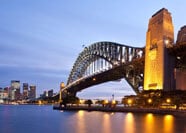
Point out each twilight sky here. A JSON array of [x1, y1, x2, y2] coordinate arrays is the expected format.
[[0, 1, 186, 99]]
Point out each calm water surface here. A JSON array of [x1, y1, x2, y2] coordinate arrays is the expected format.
[[0, 105, 185, 133]]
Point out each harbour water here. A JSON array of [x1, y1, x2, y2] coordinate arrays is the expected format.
[[0, 105, 185, 133]]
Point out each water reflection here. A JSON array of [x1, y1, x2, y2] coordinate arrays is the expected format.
[[163, 115, 174, 133], [77, 110, 86, 133], [72, 111, 179, 133], [144, 113, 155, 133], [102, 113, 111, 133], [124, 113, 135, 133], [1, 105, 185, 133]]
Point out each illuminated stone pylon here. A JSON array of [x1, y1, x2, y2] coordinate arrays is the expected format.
[[144, 8, 175, 91], [59, 82, 65, 102]]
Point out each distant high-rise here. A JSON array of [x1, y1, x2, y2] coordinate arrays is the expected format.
[[23, 83, 29, 99], [10, 80, 21, 100], [48, 89, 53, 97], [29, 85, 36, 99]]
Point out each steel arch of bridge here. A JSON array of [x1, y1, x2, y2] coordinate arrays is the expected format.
[[64, 41, 144, 97]]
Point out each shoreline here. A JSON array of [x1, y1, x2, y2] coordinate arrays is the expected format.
[[53, 105, 186, 117]]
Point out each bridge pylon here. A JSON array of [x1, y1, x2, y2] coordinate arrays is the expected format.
[[144, 8, 175, 91]]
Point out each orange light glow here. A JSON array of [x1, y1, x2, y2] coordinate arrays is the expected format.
[[166, 98, 171, 103], [112, 100, 116, 104], [102, 114, 111, 133], [147, 98, 152, 104], [76, 110, 85, 133], [38, 100, 42, 105], [144, 113, 154, 133], [163, 115, 174, 133], [104, 100, 108, 104], [127, 99, 132, 105], [124, 113, 135, 133]]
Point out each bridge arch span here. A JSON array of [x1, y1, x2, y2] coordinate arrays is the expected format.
[[63, 41, 144, 98]]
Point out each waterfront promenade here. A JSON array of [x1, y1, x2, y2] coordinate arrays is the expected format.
[[53, 105, 186, 117]]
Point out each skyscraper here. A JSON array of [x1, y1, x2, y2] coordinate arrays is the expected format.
[[10, 80, 20, 100], [29, 85, 36, 99], [23, 83, 29, 99]]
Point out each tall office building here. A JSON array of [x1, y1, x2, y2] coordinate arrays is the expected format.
[[29, 85, 36, 99], [23, 83, 29, 99], [48, 89, 53, 97], [10, 80, 21, 100]]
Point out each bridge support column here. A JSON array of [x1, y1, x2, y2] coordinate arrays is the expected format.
[[144, 8, 175, 91]]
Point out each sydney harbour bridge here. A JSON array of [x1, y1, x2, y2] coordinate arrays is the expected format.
[[59, 8, 186, 100]]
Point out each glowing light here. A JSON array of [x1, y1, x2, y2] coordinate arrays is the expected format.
[[147, 98, 152, 104], [102, 114, 111, 133], [112, 100, 116, 105], [164, 39, 169, 45], [60, 82, 65, 88], [177, 56, 181, 60], [76, 110, 85, 133], [92, 78, 96, 81], [104, 100, 109, 104], [124, 113, 135, 133], [145, 113, 154, 133], [38, 100, 42, 105], [79, 99, 84, 104], [163, 115, 174, 133], [166, 98, 171, 103], [127, 99, 132, 104], [78, 110, 84, 117]]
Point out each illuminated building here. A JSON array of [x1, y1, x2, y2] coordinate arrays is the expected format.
[[144, 8, 175, 91], [10, 80, 21, 100], [59, 82, 65, 101], [0, 88, 8, 103]]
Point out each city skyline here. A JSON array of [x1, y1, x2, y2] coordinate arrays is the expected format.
[[0, 1, 186, 99]]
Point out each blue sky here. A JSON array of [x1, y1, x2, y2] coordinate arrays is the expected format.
[[0, 1, 186, 99]]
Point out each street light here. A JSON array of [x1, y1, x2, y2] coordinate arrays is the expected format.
[[147, 98, 152, 104], [166, 98, 171, 104], [127, 99, 132, 105], [104, 100, 109, 105], [112, 100, 116, 105]]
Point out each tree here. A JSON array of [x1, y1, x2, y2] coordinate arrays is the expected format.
[[61, 96, 80, 107], [85, 99, 93, 107]]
